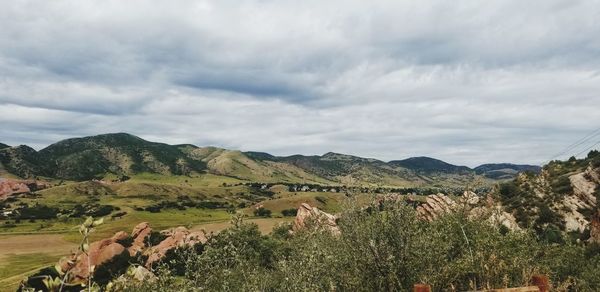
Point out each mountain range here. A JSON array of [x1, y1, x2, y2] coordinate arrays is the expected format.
[[0, 133, 540, 186]]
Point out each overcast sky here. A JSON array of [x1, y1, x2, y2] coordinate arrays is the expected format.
[[1, 0, 600, 167]]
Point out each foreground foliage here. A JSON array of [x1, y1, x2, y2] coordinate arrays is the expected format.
[[110, 202, 600, 292]]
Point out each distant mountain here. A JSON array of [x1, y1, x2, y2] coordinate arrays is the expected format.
[[389, 157, 471, 174], [0, 143, 9, 150], [474, 163, 542, 179], [0, 145, 50, 178], [39, 133, 206, 180], [0, 133, 540, 185]]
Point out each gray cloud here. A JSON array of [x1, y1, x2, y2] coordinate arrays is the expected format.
[[1, 0, 600, 166]]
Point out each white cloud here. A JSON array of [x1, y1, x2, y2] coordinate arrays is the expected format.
[[1, 0, 600, 166]]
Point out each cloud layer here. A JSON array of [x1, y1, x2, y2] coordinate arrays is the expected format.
[[2, 0, 600, 166]]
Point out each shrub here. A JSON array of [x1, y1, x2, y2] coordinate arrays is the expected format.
[[253, 207, 272, 217], [93, 252, 131, 285], [498, 181, 519, 199], [17, 204, 60, 219], [315, 196, 327, 204], [145, 231, 168, 247], [551, 176, 573, 195], [281, 208, 297, 217]]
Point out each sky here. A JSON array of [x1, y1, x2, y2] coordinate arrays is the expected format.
[[1, 0, 600, 167]]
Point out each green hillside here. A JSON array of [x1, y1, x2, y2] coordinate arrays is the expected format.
[[0, 145, 50, 178], [39, 133, 206, 180], [0, 133, 539, 186], [389, 156, 471, 173]]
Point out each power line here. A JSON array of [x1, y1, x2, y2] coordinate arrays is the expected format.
[[547, 127, 600, 161], [574, 139, 600, 158]]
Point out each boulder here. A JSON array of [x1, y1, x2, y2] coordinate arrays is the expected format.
[[63, 231, 129, 283], [130, 265, 156, 282], [292, 203, 340, 235], [145, 226, 207, 268], [128, 222, 152, 256]]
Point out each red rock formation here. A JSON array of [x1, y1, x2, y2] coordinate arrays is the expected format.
[[63, 231, 129, 283], [145, 226, 207, 268], [292, 203, 340, 235], [128, 222, 152, 256], [0, 178, 50, 200]]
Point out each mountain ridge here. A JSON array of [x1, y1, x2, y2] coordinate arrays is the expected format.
[[0, 133, 540, 185]]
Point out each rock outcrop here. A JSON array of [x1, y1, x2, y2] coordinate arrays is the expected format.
[[60, 231, 129, 283], [416, 192, 520, 231], [56, 222, 207, 284], [0, 178, 49, 200], [292, 203, 340, 235], [128, 222, 152, 256], [144, 226, 207, 268], [415, 193, 459, 221]]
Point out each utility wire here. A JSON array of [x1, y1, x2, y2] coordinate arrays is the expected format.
[[574, 139, 600, 158], [547, 127, 600, 161]]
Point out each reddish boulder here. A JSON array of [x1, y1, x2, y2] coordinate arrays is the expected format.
[[145, 226, 207, 268], [128, 222, 152, 256], [61, 231, 129, 283]]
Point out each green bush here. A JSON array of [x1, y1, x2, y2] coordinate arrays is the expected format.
[[551, 176, 573, 195], [253, 207, 272, 217], [281, 208, 297, 217]]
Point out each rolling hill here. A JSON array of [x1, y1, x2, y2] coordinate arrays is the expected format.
[[0, 133, 540, 186], [389, 156, 471, 173], [0, 145, 50, 178]]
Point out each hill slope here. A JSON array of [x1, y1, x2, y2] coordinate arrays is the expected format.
[[389, 156, 471, 173], [0, 145, 50, 178], [39, 133, 206, 180], [0, 133, 540, 186], [493, 150, 600, 241]]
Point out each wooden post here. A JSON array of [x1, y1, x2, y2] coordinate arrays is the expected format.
[[531, 275, 549, 292], [413, 284, 432, 292]]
